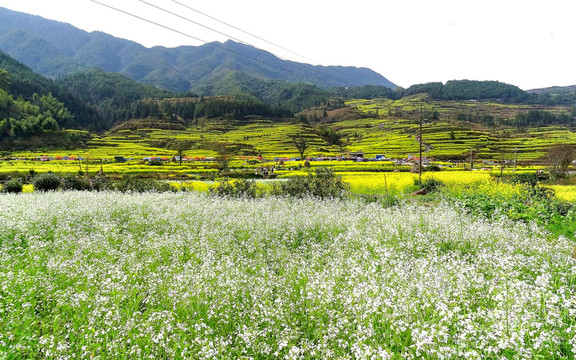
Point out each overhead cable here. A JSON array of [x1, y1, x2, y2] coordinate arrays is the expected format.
[[171, 0, 317, 64], [170, 0, 363, 84], [90, 0, 354, 87]]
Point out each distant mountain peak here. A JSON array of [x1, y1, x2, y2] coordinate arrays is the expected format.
[[0, 6, 396, 93]]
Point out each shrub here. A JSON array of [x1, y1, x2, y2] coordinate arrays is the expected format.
[[148, 159, 164, 166], [272, 167, 349, 199], [2, 178, 23, 193], [218, 169, 257, 179], [421, 178, 444, 193], [61, 176, 90, 191], [510, 173, 538, 187], [211, 178, 259, 198], [33, 173, 62, 191], [88, 176, 111, 191]]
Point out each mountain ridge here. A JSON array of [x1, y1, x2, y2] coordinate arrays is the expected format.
[[527, 85, 576, 94], [0, 7, 396, 93]]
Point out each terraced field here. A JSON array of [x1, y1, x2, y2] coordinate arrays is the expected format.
[[5, 97, 576, 172]]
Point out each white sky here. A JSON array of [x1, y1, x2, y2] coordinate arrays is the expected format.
[[0, 0, 574, 90]]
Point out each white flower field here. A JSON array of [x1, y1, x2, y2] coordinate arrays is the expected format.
[[0, 191, 575, 359]]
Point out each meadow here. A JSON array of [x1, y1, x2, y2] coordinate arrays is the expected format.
[[1, 191, 575, 359], [2, 96, 576, 358]]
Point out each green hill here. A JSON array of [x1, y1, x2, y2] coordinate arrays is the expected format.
[[0, 7, 396, 95], [404, 80, 529, 102], [0, 65, 91, 150], [55, 68, 172, 129]]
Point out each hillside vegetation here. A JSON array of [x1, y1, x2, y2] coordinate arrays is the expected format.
[[1, 43, 576, 162], [0, 7, 395, 94], [15, 95, 568, 163]]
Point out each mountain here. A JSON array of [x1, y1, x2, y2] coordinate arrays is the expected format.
[[527, 85, 576, 94], [0, 49, 178, 131], [55, 68, 172, 129], [0, 50, 101, 129], [0, 7, 396, 94], [0, 60, 92, 149], [404, 80, 530, 102], [526, 85, 576, 106]]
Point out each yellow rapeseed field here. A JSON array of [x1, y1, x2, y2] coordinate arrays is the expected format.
[[343, 171, 527, 199], [169, 181, 214, 193], [545, 185, 576, 202]]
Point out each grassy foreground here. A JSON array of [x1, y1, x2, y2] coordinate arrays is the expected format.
[[0, 192, 575, 359]]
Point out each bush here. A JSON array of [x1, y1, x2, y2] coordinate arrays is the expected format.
[[33, 173, 62, 191], [272, 167, 349, 199], [510, 173, 538, 187], [211, 178, 259, 198], [88, 176, 110, 191], [61, 176, 90, 191], [148, 159, 164, 166], [420, 178, 444, 193], [218, 169, 257, 179], [2, 178, 23, 193]]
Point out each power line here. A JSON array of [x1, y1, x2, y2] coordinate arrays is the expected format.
[[170, 0, 365, 85], [90, 0, 206, 43], [138, 0, 248, 46], [89, 0, 291, 72], [89, 0, 354, 87], [170, 0, 317, 65], [145, 1, 359, 87]]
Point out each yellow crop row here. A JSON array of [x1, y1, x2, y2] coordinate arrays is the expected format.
[[545, 185, 576, 202], [3, 170, 576, 203]]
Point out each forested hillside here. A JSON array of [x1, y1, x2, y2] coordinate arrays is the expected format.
[[404, 80, 529, 102], [0, 65, 92, 150], [56, 69, 171, 129], [403, 80, 576, 106], [0, 7, 396, 95], [0, 51, 100, 128]]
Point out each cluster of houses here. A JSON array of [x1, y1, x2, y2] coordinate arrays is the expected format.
[[1, 155, 87, 161], [140, 156, 216, 163], [0, 151, 442, 165]]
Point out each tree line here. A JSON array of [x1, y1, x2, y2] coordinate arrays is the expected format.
[[403, 80, 576, 106], [132, 97, 293, 121], [403, 80, 530, 102]]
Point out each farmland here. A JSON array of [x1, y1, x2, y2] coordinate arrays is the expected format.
[[4, 97, 576, 165], [1, 191, 575, 359], [2, 12, 576, 358], [2, 94, 576, 359]]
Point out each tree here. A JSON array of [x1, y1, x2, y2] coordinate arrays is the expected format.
[[315, 125, 342, 146], [0, 68, 10, 91], [546, 144, 575, 178], [214, 143, 234, 171], [290, 132, 309, 160], [175, 140, 194, 165], [37, 93, 74, 128]]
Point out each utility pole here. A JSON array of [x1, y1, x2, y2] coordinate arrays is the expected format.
[[470, 146, 473, 170], [419, 114, 423, 186]]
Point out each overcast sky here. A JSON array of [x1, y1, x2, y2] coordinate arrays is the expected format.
[[0, 0, 574, 90]]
